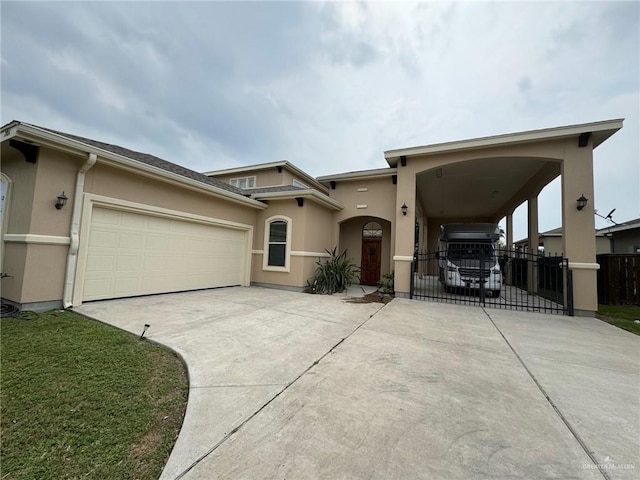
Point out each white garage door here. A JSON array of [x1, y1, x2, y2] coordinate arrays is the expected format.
[[82, 207, 247, 301]]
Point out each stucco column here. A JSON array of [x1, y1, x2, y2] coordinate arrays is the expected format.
[[561, 137, 598, 315], [506, 212, 514, 250], [332, 213, 340, 252], [393, 171, 416, 296], [527, 196, 539, 293]]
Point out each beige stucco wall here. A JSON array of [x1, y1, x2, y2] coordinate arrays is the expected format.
[[328, 176, 397, 225], [2, 146, 263, 306], [84, 164, 259, 226], [1, 243, 27, 304], [560, 138, 598, 313], [251, 198, 335, 289], [1, 143, 38, 234], [300, 201, 336, 283], [1, 145, 82, 305], [327, 176, 396, 283], [1, 145, 37, 303], [32, 148, 84, 235]]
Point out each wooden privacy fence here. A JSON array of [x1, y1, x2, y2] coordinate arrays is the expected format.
[[597, 254, 640, 305]]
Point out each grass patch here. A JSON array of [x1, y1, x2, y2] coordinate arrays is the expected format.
[[597, 304, 640, 335], [1, 310, 188, 480]]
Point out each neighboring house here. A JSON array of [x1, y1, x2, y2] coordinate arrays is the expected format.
[[514, 227, 612, 255], [0, 119, 623, 316], [597, 218, 640, 254], [515, 218, 640, 255]]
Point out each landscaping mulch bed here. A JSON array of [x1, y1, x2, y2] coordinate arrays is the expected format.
[[345, 291, 394, 304]]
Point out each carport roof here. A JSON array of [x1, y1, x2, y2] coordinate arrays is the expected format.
[[384, 119, 624, 167]]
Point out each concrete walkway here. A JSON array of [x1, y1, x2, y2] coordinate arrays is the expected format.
[[75, 287, 639, 480]]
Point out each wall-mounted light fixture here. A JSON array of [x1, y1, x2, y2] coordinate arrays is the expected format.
[[401, 203, 408, 216], [55, 191, 68, 210], [576, 194, 588, 211]]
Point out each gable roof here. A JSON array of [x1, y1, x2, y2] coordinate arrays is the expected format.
[[23, 123, 244, 194], [204, 160, 327, 193], [2, 121, 266, 209]]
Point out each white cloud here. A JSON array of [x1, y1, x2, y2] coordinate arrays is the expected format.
[[1, 0, 638, 238]]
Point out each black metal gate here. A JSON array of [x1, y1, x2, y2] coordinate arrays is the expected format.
[[410, 247, 573, 315]]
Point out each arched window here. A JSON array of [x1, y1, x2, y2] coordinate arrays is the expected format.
[[263, 216, 292, 271], [362, 221, 382, 239]]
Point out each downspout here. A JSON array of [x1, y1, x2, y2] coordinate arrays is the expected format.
[[63, 152, 97, 308]]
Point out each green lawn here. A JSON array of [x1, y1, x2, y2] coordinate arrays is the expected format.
[[1, 310, 188, 480], [597, 304, 640, 335]]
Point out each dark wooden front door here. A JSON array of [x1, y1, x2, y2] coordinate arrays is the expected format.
[[361, 239, 382, 286]]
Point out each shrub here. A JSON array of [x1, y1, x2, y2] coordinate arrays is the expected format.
[[377, 271, 395, 295], [304, 247, 360, 294]]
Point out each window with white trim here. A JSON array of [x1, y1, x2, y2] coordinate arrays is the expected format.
[[292, 179, 308, 189], [263, 216, 292, 271], [230, 176, 256, 189]]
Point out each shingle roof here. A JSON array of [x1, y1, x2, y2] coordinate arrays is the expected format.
[[597, 217, 640, 234], [26, 123, 246, 196]]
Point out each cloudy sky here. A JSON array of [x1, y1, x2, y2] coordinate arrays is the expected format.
[[1, 1, 638, 241]]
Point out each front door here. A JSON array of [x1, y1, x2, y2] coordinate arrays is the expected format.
[[361, 238, 381, 286]]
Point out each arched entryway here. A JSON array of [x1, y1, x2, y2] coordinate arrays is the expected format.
[[361, 221, 382, 285], [338, 216, 392, 287]]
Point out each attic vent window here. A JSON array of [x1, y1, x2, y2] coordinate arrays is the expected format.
[[230, 176, 256, 189]]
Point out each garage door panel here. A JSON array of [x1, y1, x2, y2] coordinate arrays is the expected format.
[[146, 235, 170, 250], [82, 207, 247, 301], [93, 208, 121, 226], [89, 229, 118, 248], [85, 254, 116, 272], [118, 233, 145, 249], [83, 278, 113, 298], [144, 256, 167, 270], [113, 277, 141, 295], [116, 255, 141, 271]]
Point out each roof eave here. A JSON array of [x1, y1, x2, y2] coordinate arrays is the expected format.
[[384, 119, 624, 167], [317, 167, 398, 185], [250, 189, 344, 211], [3, 122, 267, 210]]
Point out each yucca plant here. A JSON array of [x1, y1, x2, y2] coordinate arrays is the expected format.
[[304, 247, 360, 294], [377, 271, 395, 295]]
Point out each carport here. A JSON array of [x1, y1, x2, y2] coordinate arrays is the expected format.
[[386, 119, 623, 316]]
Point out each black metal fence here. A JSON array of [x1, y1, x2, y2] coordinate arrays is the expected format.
[[410, 247, 572, 315]]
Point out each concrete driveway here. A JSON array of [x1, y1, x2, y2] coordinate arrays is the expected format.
[[75, 287, 639, 480]]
